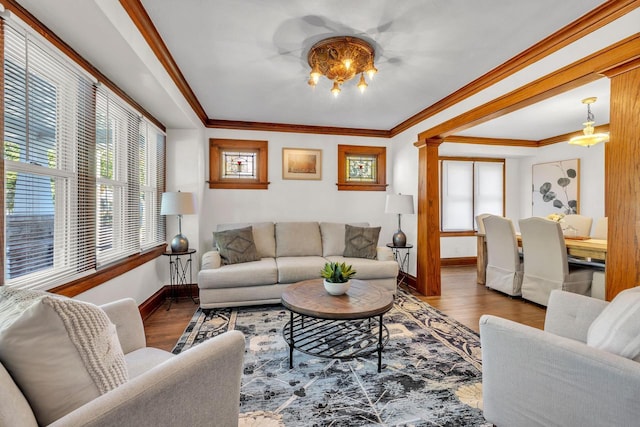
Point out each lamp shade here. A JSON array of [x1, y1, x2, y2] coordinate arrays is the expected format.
[[160, 192, 196, 216], [385, 194, 414, 215]]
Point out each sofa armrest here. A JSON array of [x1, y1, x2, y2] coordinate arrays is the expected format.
[[201, 250, 222, 270], [480, 315, 640, 427], [544, 289, 609, 342], [100, 298, 146, 354], [376, 246, 394, 262], [50, 330, 245, 427]]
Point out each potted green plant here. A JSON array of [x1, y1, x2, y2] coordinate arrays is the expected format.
[[320, 261, 356, 295]]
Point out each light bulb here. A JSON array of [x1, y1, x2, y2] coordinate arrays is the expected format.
[[331, 81, 341, 97], [358, 74, 367, 93], [366, 64, 377, 80], [343, 58, 352, 70]]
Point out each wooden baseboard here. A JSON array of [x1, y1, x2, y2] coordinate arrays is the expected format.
[[139, 284, 199, 320], [440, 257, 477, 267]]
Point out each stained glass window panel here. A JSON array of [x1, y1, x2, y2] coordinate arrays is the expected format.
[[346, 155, 376, 182], [222, 152, 257, 179]]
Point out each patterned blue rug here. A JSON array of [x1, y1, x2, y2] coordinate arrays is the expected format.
[[173, 289, 488, 426]]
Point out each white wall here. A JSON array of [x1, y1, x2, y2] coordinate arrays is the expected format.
[[194, 129, 403, 260], [75, 257, 166, 305]]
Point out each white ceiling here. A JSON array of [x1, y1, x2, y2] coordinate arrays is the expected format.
[[14, 0, 612, 138]]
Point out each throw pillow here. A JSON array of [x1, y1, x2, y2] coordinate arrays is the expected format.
[[343, 224, 381, 259], [0, 287, 128, 425], [587, 286, 640, 361], [213, 226, 260, 265]]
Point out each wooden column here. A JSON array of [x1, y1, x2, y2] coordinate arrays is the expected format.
[[415, 138, 443, 296], [603, 60, 640, 300]]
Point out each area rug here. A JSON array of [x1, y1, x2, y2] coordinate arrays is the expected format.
[[173, 289, 488, 426]]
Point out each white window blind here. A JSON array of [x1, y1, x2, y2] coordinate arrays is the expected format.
[[139, 120, 166, 250], [3, 18, 166, 289], [441, 161, 474, 231], [440, 159, 504, 232], [95, 87, 140, 267], [3, 22, 95, 289]]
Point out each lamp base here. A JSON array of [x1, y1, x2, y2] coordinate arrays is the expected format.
[[170, 234, 189, 253], [392, 230, 407, 247]]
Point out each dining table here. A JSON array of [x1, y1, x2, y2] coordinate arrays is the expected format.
[[476, 233, 607, 285], [515, 234, 607, 261]]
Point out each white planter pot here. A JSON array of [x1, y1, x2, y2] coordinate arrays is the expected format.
[[323, 279, 351, 296]]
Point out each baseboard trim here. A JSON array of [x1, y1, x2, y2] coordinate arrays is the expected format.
[[441, 257, 477, 267], [139, 284, 199, 320]]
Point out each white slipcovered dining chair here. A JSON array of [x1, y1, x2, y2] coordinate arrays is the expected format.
[[518, 217, 593, 306], [561, 214, 593, 237], [591, 217, 608, 239], [483, 215, 523, 296]]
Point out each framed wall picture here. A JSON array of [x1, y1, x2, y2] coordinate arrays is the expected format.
[[282, 148, 322, 180], [532, 158, 580, 217]]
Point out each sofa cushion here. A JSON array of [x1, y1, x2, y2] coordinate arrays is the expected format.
[[276, 222, 322, 257], [198, 258, 278, 289], [587, 286, 640, 361], [0, 287, 128, 426], [217, 222, 276, 258], [125, 347, 174, 379], [213, 226, 260, 265], [326, 256, 399, 280], [344, 224, 381, 259], [276, 256, 327, 283], [320, 222, 369, 257]]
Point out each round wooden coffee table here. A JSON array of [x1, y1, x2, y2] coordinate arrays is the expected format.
[[281, 278, 394, 372]]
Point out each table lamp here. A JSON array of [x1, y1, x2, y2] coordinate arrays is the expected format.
[[385, 194, 414, 247], [161, 191, 197, 253]]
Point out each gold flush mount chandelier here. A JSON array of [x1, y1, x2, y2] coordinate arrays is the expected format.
[[569, 97, 609, 147], [307, 36, 377, 97]]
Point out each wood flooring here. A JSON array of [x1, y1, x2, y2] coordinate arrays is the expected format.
[[143, 265, 546, 352]]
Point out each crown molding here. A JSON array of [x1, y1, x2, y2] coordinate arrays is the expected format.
[[444, 135, 537, 148], [120, 0, 207, 126], [538, 124, 610, 146], [390, 0, 639, 137], [2, 0, 166, 132], [120, 0, 638, 138], [418, 33, 640, 142], [206, 119, 390, 138]]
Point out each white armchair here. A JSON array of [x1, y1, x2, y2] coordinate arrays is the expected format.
[[480, 290, 640, 427], [0, 298, 245, 427]]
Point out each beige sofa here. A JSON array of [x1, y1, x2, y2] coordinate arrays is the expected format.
[[198, 221, 399, 308], [0, 297, 245, 427]]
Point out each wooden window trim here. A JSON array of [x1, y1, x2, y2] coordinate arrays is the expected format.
[[208, 138, 269, 190], [337, 144, 388, 191], [50, 244, 166, 297]]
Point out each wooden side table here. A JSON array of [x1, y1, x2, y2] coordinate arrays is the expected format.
[[386, 243, 413, 289], [162, 249, 197, 310]]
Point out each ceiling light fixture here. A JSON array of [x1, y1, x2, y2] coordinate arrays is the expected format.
[[569, 97, 609, 147], [307, 36, 377, 97]]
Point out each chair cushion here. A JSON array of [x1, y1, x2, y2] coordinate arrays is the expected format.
[[344, 224, 381, 259], [587, 286, 640, 361], [276, 222, 322, 257], [0, 287, 128, 426], [213, 226, 260, 265]]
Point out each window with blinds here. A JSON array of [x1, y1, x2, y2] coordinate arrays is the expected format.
[[440, 158, 505, 232], [3, 20, 165, 289]]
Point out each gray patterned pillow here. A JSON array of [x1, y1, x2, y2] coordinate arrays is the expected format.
[[213, 226, 260, 265], [343, 224, 381, 259]]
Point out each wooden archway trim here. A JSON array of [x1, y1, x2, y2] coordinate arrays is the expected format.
[[414, 34, 640, 298], [418, 33, 640, 141]]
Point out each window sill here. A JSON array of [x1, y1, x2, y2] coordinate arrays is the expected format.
[[50, 244, 166, 297]]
